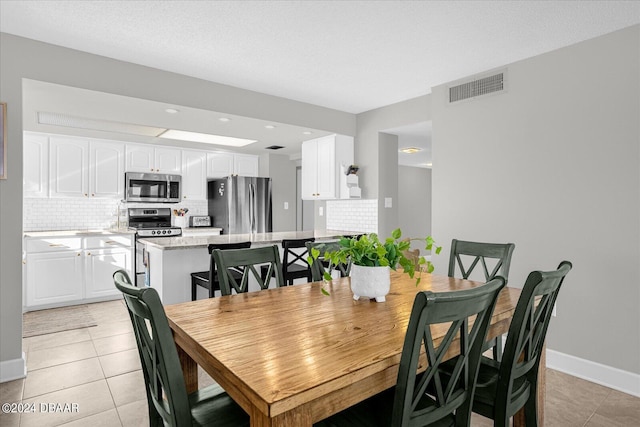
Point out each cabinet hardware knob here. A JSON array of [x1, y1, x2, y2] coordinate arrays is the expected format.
[[92, 193, 95, 197], [106, 241, 116, 244], [84, 193, 88, 197], [49, 244, 63, 247], [22, 260, 26, 265], [77, 253, 81, 256], [87, 252, 91, 256]]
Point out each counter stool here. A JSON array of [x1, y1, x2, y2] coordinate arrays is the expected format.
[[190, 241, 251, 301]]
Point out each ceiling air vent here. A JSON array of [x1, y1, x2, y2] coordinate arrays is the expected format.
[[448, 70, 506, 103], [265, 145, 284, 150]]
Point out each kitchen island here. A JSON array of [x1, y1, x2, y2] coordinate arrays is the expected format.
[[138, 230, 354, 304]]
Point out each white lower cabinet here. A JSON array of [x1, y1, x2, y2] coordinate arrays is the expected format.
[[85, 247, 132, 299], [24, 233, 133, 310], [26, 250, 84, 308]]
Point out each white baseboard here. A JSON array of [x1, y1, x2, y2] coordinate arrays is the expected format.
[[546, 349, 640, 397], [0, 352, 27, 383]]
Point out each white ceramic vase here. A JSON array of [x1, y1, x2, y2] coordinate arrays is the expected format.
[[350, 264, 391, 302]]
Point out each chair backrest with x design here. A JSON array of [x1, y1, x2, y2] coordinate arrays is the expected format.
[[212, 245, 285, 295], [306, 240, 352, 281], [448, 239, 516, 282], [492, 261, 572, 420], [392, 277, 506, 427], [113, 270, 191, 426], [281, 238, 315, 285]]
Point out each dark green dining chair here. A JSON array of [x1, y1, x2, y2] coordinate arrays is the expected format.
[[190, 242, 252, 300], [261, 237, 315, 286], [448, 239, 515, 361], [112, 270, 249, 427], [315, 277, 507, 427], [463, 261, 572, 427], [305, 240, 352, 281], [212, 245, 285, 295]]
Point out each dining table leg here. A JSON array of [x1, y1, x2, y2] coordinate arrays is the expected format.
[[513, 342, 546, 426], [176, 341, 198, 394]]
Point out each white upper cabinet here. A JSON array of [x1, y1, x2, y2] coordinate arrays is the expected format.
[[181, 149, 207, 200], [207, 152, 259, 178], [48, 135, 124, 199], [49, 136, 90, 198], [234, 154, 259, 177], [301, 134, 354, 200], [89, 140, 125, 198], [126, 144, 181, 173], [206, 152, 235, 178], [24, 133, 49, 198]]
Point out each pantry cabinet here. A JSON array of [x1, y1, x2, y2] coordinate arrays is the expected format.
[[301, 134, 354, 200], [126, 144, 182, 173], [24, 233, 134, 309]]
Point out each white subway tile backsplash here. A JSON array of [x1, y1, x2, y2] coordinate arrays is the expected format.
[[326, 199, 378, 233], [23, 198, 208, 231]]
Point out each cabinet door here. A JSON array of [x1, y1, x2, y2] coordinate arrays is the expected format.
[[90, 140, 125, 198], [155, 147, 182, 173], [182, 150, 207, 200], [301, 139, 318, 199], [207, 152, 234, 178], [234, 154, 259, 177], [315, 136, 336, 199], [85, 247, 132, 299], [49, 136, 89, 198], [24, 133, 49, 198], [126, 144, 155, 172], [26, 251, 84, 308]]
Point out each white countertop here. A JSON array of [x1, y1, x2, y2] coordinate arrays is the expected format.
[[24, 229, 136, 238], [138, 230, 357, 250]]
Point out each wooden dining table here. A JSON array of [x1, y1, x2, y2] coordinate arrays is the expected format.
[[165, 271, 543, 427]]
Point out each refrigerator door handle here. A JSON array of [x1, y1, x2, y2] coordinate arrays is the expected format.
[[249, 183, 255, 233]]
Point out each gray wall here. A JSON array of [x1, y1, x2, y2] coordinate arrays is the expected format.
[[355, 95, 431, 237], [398, 166, 432, 250], [259, 153, 297, 232], [431, 25, 640, 374], [0, 33, 355, 377]]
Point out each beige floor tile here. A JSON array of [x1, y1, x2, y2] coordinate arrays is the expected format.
[[106, 370, 146, 408], [592, 389, 640, 426], [19, 380, 115, 427], [584, 412, 630, 427], [0, 412, 21, 427], [98, 349, 141, 378], [23, 358, 105, 399], [470, 413, 495, 426], [92, 332, 137, 356], [27, 341, 97, 371], [0, 377, 24, 401], [57, 408, 122, 427], [85, 300, 129, 324], [88, 320, 133, 340], [23, 328, 92, 353], [117, 399, 149, 427]]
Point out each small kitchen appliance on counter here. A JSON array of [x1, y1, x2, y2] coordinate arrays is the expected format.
[[189, 215, 212, 228]]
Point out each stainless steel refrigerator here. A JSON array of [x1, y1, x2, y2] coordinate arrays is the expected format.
[[208, 176, 272, 234]]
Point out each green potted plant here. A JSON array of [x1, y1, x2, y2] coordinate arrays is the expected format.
[[308, 228, 442, 300]]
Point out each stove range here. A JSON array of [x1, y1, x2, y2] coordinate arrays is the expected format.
[[128, 208, 182, 237]]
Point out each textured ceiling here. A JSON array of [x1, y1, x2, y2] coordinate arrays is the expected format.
[[2, 1, 639, 114]]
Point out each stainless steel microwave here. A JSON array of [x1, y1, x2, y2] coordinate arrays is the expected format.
[[125, 172, 181, 203]]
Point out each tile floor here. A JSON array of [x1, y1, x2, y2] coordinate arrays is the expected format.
[[1, 300, 638, 427]]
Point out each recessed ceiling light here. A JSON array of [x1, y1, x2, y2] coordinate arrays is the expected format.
[[218, 117, 231, 122], [165, 108, 179, 114], [264, 125, 276, 129], [399, 147, 423, 154], [158, 129, 256, 147], [302, 131, 312, 135]]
